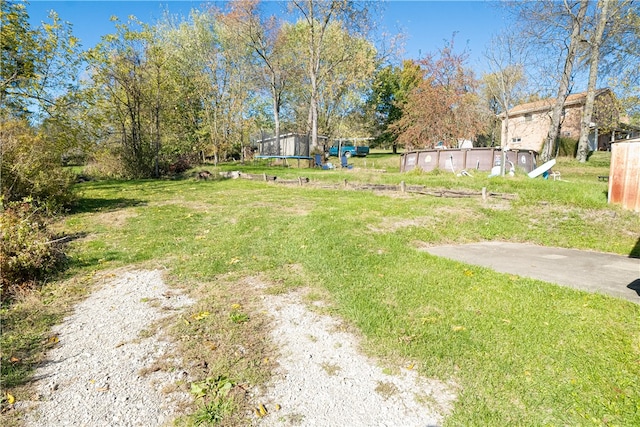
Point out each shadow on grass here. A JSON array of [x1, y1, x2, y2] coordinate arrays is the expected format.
[[70, 197, 145, 214], [630, 237, 640, 259]]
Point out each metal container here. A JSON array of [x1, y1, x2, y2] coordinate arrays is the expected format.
[[400, 148, 537, 173], [608, 140, 640, 212]]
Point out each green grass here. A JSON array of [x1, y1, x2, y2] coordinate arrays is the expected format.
[[2, 151, 639, 425]]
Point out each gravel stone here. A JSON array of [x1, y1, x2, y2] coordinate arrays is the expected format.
[[21, 270, 457, 427], [22, 270, 193, 427], [253, 289, 457, 427]]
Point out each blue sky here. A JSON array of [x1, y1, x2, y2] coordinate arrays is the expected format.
[[26, 0, 508, 73]]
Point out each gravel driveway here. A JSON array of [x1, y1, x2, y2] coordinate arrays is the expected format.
[[21, 270, 456, 426]]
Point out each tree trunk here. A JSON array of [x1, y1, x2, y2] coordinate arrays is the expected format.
[[542, 0, 589, 162], [577, 0, 610, 162], [271, 76, 282, 156]]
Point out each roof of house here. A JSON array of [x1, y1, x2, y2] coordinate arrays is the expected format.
[[504, 88, 612, 117]]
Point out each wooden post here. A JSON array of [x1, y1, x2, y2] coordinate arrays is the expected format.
[[263, 173, 267, 181], [482, 187, 487, 201], [298, 177, 303, 186], [400, 181, 406, 193], [343, 179, 348, 188]]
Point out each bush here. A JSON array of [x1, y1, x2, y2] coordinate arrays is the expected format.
[[84, 148, 129, 179], [0, 119, 75, 212], [0, 201, 65, 302], [557, 137, 578, 157]]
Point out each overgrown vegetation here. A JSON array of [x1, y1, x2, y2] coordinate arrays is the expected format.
[[0, 201, 66, 302], [0, 119, 75, 211], [2, 151, 639, 426]]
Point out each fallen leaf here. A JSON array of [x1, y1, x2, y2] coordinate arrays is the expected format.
[[452, 325, 466, 332], [10, 357, 20, 363], [192, 311, 210, 320], [275, 404, 282, 411], [6, 393, 15, 404], [258, 404, 268, 416]]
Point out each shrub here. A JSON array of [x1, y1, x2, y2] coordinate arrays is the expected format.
[[0, 119, 75, 212], [84, 148, 129, 179], [0, 201, 66, 302], [557, 137, 578, 157]]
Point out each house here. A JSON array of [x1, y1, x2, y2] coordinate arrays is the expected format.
[[253, 132, 327, 157], [500, 88, 627, 153]]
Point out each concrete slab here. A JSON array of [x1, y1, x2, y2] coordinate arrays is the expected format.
[[422, 242, 640, 304]]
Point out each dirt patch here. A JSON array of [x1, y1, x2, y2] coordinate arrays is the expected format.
[[368, 206, 482, 233], [93, 208, 138, 229]]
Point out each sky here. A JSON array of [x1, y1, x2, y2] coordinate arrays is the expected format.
[[26, 0, 509, 73]]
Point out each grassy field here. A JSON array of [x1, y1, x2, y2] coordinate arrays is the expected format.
[[2, 151, 639, 426]]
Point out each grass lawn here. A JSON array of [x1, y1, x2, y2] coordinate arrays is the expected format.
[[2, 151, 639, 425]]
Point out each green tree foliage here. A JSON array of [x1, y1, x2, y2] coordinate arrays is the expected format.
[[87, 17, 195, 177], [282, 18, 377, 140], [0, 119, 75, 210], [368, 60, 422, 150], [288, 0, 373, 146], [1, 0, 37, 115], [1, 1, 78, 209]]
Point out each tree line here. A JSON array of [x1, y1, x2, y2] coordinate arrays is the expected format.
[[2, 0, 639, 193]]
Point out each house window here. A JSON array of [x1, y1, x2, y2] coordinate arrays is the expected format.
[[525, 113, 532, 122]]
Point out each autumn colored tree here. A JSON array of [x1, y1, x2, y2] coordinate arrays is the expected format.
[[391, 39, 485, 150]]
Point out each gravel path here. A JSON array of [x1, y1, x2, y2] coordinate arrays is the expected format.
[[254, 290, 457, 427], [21, 270, 457, 426], [22, 270, 193, 427]]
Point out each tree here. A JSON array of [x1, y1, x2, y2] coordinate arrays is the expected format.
[[223, 0, 293, 156], [481, 33, 528, 175], [576, 0, 639, 161], [87, 17, 168, 177], [1, 1, 80, 209], [391, 38, 485, 150], [289, 0, 372, 147], [0, 0, 37, 116], [368, 60, 422, 152], [541, 0, 590, 161]]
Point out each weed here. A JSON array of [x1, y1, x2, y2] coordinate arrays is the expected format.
[[320, 362, 341, 376], [375, 381, 399, 399], [190, 376, 236, 425]]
